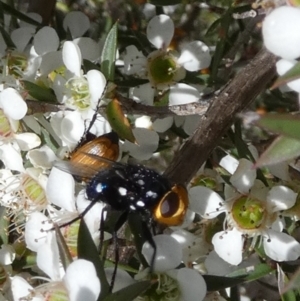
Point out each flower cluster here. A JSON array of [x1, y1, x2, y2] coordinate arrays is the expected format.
[[0, 2, 300, 301]]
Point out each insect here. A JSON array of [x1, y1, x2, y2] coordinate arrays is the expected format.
[[56, 131, 189, 289]]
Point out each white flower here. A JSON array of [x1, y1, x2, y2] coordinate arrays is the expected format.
[[189, 159, 300, 265], [262, 6, 300, 60], [50, 110, 111, 150], [11, 259, 100, 301], [0, 88, 40, 171], [122, 128, 159, 160], [0, 168, 48, 215], [52, 41, 107, 116], [46, 167, 106, 245], [123, 14, 211, 106], [141, 234, 207, 301]]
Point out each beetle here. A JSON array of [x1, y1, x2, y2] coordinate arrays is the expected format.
[[55, 131, 189, 289]]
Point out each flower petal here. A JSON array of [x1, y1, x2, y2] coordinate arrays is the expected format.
[[122, 128, 159, 160], [169, 83, 200, 105], [63, 41, 82, 77], [219, 154, 239, 174], [11, 276, 35, 301], [14, 132, 41, 151], [189, 186, 223, 218], [142, 234, 182, 272], [27, 145, 57, 169], [47, 167, 76, 212], [64, 259, 101, 301], [60, 111, 85, 146], [0, 88, 27, 120], [178, 41, 211, 71], [168, 268, 206, 301], [230, 159, 256, 194], [34, 26, 59, 55], [212, 228, 244, 265], [263, 229, 300, 262], [25, 212, 53, 252], [129, 83, 155, 106], [10, 27, 35, 52], [267, 185, 297, 212], [152, 117, 173, 133], [36, 232, 61, 280], [0, 142, 24, 172], [63, 11, 90, 38], [86, 70, 106, 107], [123, 45, 147, 76], [146, 15, 174, 49], [74, 37, 101, 61], [262, 6, 300, 60]]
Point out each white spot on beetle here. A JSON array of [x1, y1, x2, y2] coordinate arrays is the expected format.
[[130, 205, 136, 210], [146, 190, 157, 198], [118, 187, 127, 196], [136, 201, 145, 207], [96, 184, 103, 193], [137, 179, 145, 186]]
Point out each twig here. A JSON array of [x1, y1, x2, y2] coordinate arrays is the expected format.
[[164, 48, 277, 185], [26, 96, 212, 117]]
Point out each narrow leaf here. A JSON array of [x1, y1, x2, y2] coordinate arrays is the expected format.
[[101, 22, 118, 81], [23, 81, 57, 103], [255, 113, 300, 140], [254, 136, 300, 168], [77, 218, 110, 299], [228, 263, 274, 282], [106, 98, 135, 143], [0, 26, 15, 48]]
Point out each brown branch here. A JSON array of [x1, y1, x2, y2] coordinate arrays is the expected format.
[[164, 48, 277, 185], [26, 96, 211, 117]]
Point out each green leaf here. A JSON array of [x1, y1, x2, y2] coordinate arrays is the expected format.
[[106, 98, 135, 143], [272, 61, 300, 90], [254, 136, 300, 168], [210, 7, 233, 82], [1, 2, 41, 26], [203, 275, 246, 291], [0, 26, 15, 48], [77, 219, 110, 299], [149, 0, 182, 5], [282, 264, 300, 295], [278, 265, 297, 301], [103, 281, 152, 301], [255, 113, 300, 140], [101, 22, 118, 81], [228, 263, 274, 282], [23, 81, 57, 103]]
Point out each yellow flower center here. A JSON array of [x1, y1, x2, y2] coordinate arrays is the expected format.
[[66, 77, 90, 109], [231, 196, 266, 230]]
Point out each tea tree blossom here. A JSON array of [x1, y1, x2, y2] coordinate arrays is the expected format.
[[123, 14, 211, 106], [189, 159, 300, 265], [141, 234, 207, 301], [11, 259, 100, 301]]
